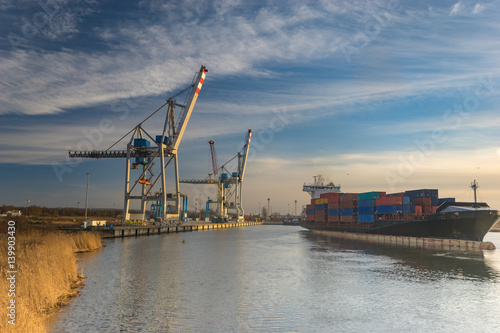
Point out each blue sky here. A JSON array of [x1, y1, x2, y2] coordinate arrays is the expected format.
[[1, 0, 500, 215]]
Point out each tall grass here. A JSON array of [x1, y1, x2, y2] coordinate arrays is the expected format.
[[0, 230, 102, 332]]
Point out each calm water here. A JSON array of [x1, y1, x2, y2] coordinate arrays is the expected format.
[[49, 226, 500, 332]]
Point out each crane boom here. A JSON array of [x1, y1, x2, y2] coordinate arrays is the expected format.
[[239, 129, 252, 181], [171, 65, 208, 151], [209, 140, 218, 176]]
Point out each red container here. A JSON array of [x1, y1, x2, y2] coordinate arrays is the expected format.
[[320, 192, 341, 202], [328, 202, 340, 209], [415, 205, 422, 215], [432, 206, 439, 213], [306, 214, 314, 221], [340, 200, 357, 209], [340, 215, 357, 223], [414, 197, 432, 206], [423, 205, 432, 214], [315, 210, 326, 222], [328, 215, 340, 223], [306, 204, 314, 211], [376, 196, 403, 206], [340, 193, 358, 202]]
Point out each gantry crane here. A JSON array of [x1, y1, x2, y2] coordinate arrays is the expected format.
[[69, 65, 208, 225], [181, 129, 252, 222]]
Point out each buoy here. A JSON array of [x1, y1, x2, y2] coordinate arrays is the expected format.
[[182, 240, 185, 243]]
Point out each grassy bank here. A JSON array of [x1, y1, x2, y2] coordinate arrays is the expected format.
[[0, 229, 101, 332]]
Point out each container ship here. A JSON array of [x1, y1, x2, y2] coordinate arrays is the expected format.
[[300, 177, 499, 241]]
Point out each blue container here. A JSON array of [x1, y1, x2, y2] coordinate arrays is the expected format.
[[223, 183, 228, 188], [340, 208, 353, 216], [403, 205, 415, 214], [377, 205, 403, 214], [405, 189, 426, 198], [431, 197, 439, 206], [358, 214, 375, 223], [358, 192, 382, 200], [155, 135, 169, 144], [306, 209, 314, 215], [232, 172, 238, 177], [221, 173, 229, 179], [403, 196, 411, 205], [358, 199, 376, 208], [358, 206, 375, 215], [315, 204, 327, 210], [328, 209, 339, 216], [134, 138, 150, 147]]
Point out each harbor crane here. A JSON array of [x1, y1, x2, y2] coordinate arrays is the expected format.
[[68, 65, 208, 225], [181, 129, 252, 222]]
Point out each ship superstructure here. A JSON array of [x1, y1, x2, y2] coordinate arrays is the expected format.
[[303, 175, 341, 199]]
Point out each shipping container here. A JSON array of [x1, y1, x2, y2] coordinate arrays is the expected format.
[[340, 193, 358, 201], [315, 198, 328, 205], [358, 206, 375, 215], [327, 202, 340, 209], [306, 214, 314, 221], [357, 191, 386, 200], [403, 205, 414, 214], [306, 204, 314, 211], [315, 204, 327, 210], [376, 205, 403, 214], [155, 135, 169, 144], [315, 210, 326, 222], [415, 205, 423, 215], [319, 192, 342, 202], [306, 209, 314, 215], [414, 197, 432, 206], [340, 208, 354, 216], [358, 199, 376, 207], [432, 206, 439, 213], [358, 214, 375, 223], [405, 189, 425, 197], [339, 200, 357, 209], [403, 196, 411, 205], [340, 215, 356, 223], [437, 198, 455, 205], [327, 215, 340, 223], [328, 209, 339, 216], [376, 196, 403, 206]]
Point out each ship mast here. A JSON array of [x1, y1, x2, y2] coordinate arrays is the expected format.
[[471, 179, 479, 204]]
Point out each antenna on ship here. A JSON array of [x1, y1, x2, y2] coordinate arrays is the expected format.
[[471, 179, 479, 204]]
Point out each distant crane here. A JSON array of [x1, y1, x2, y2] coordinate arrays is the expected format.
[[181, 129, 252, 222], [69, 65, 208, 225]]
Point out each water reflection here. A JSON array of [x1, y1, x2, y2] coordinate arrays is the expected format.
[[300, 231, 500, 282]]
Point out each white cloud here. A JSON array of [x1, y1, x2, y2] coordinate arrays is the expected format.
[[450, 2, 462, 16]]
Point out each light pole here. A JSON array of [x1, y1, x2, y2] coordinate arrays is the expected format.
[[85, 172, 91, 219], [26, 199, 30, 217]]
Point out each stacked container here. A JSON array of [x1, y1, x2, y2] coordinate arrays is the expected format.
[[307, 188, 455, 227]]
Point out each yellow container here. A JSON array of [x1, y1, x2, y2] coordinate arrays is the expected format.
[[315, 198, 328, 205]]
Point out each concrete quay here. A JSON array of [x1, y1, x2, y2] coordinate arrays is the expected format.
[[101, 221, 263, 238]]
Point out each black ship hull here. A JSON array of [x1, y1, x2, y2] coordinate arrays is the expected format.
[[300, 209, 500, 241]]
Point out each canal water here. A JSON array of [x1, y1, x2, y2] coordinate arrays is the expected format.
[[49, 226, 500, 332]]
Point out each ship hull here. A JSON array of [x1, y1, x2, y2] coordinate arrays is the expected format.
[[300, 209, 500, 241]]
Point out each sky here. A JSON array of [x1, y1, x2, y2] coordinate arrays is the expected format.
[[1, 0, 500, 215]]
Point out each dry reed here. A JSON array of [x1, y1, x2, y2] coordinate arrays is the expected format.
[[0, 229, 102, 332]]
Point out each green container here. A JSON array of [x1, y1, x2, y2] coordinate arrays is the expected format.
[[357, 192, 382, 200]]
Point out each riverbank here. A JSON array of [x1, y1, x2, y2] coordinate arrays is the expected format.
[[0, 228, 101, 332]]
